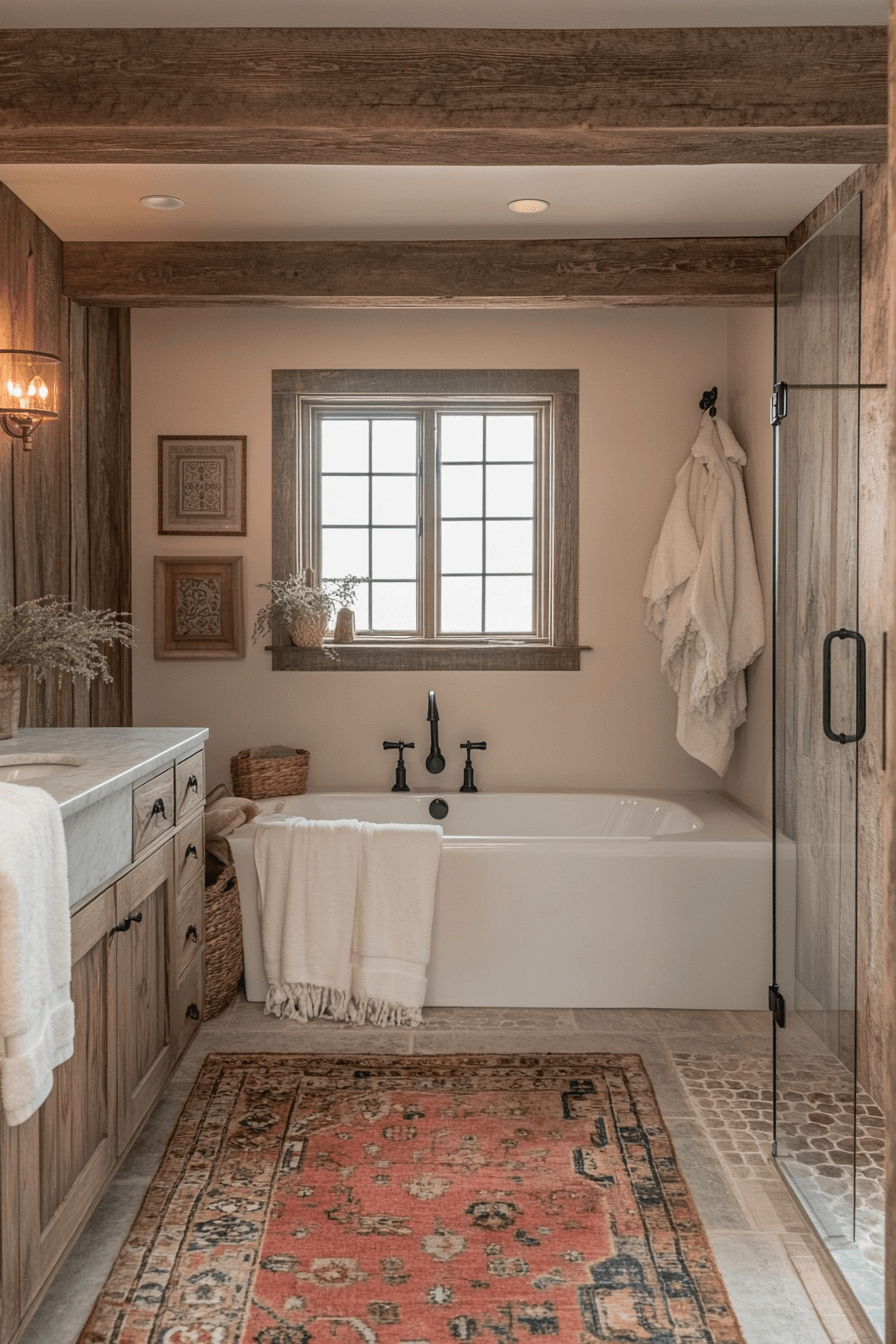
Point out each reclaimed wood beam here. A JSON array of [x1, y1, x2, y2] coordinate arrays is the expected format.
[[62, 237, 785, 307], [0, 27, 885, 165]]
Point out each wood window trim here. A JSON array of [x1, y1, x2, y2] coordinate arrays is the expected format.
[[271, 368, 580, 672]]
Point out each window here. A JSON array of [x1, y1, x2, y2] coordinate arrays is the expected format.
[[272, 369, 580, 671]]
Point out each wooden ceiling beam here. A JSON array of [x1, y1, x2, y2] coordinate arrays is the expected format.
[[0, 26, 885, 165], [62, 237, 786, 307]]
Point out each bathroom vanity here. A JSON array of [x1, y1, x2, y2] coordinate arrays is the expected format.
[[0, 728, 208, 1344]]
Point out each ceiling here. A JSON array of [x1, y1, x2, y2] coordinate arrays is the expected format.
[[0, 164, 861, 243], [1, 3, 880, 245], [1, 0, 886, 24]]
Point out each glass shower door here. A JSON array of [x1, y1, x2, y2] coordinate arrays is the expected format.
[[773, 196, 864, 1274]]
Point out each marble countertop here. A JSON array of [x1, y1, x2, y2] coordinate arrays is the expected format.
[[0, 727, 208, 819]]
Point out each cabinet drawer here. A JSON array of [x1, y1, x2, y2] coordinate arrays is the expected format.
[[132, 768, 175, 857], [176, 815, 204, 891], [175, 751, 205, 820], [175, 956, 204, 1057], [175, 876, 204, 978]]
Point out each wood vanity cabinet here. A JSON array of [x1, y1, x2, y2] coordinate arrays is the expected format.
[[0, 751, 206, 1344]]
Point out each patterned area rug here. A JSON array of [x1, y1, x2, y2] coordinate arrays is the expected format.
[[79, 1053, 745, 1344]]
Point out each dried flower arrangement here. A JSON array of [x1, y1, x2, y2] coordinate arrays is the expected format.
[[0, 596, 136, 738], [252, 573, 360, 660]]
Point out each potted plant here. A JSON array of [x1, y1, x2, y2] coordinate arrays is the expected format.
[[0, 596, 136, 739], [252, 572, 360, 660]]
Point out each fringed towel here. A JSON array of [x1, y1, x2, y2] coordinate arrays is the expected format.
[[0, 783, 74, 1126], [349, 822, 442, 1027], [254, 817, 442, 1026], [643, 409, 765, 775]]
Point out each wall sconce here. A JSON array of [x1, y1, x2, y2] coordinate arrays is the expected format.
[[0, 350, 60, 449]]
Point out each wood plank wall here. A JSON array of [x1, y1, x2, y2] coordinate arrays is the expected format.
[[786, 164, 889, 1111], [884, 5, 896, 1336], [0, 179, 132, 727]]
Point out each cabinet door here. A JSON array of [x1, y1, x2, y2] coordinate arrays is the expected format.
[[116, 841, 175, 1153], [14, 886, 118, 1317], [0, 1121, 20, 1344]]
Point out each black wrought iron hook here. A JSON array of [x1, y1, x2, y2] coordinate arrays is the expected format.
[[699, 386, 718, 418]]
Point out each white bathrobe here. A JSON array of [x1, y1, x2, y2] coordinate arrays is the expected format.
[[643, 410, 765, 776]]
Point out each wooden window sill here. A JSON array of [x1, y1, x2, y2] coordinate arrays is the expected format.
[[268, 643, 591, 671]]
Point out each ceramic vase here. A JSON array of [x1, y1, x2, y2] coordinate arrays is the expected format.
[[333, 607, 355, 643], [0, 665, 22, 739]]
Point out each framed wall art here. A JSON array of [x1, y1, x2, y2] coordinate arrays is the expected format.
[[158, 435, 247, 535], [154, 555, 246, 659]]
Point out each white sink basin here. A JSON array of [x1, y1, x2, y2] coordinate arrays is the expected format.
[[0, 754, 85, 782]]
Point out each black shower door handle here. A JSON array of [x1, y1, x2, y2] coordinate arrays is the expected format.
[[822, 628, 866, 744]]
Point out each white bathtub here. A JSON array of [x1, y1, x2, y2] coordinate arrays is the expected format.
[[228, 790, 773, 1010]]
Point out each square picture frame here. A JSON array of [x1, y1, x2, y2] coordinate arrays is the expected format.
[[158, 435, 247, 535], [154, 555, 246, 659]]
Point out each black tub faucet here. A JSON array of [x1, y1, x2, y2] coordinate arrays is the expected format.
[[383, 740, 414, 792], [425, 691, 446, 774], [459, 741, 487, 792]]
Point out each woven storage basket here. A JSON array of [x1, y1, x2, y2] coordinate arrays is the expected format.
[[290, 612, 329, 647], [230, 747, 310, 800], [203, 862, 243, 1019]]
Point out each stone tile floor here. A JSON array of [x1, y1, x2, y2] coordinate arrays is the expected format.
[[20, 1002, 882, 1344], [671, 1020, 886, 1338]]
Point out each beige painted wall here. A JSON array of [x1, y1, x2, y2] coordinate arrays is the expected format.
[[724, 307, 776, 823], [131, 306, 773, 800]]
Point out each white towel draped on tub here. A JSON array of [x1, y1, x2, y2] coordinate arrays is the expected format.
[[643, 409, 765, 776], [254, 816, 442, 1027], [0, 783, 74, 1127]]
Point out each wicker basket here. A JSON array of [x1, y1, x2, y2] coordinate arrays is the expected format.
[[203, 862, 243, 1019], [230, 747, 310, 800]]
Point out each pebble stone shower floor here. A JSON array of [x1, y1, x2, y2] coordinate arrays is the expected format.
[[18, 1002, 882, 1344]]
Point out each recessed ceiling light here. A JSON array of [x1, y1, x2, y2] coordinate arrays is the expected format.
[[507, 199, 550, 214], [140, 195, 185, 211]]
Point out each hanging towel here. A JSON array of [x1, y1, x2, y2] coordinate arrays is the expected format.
[[255, 816, 363, 1022], [254, 816, 442, 1026], [348, 823, 443, 1028], [0, 783, 74, 1127], [643, 409, 765, 775]]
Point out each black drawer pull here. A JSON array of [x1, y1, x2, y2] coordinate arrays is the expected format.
[[186, 1002, 200, 1021], [129, 910, 143, 924], [187, 774, 199, 792], [151, 797, 167, 819], [185, 924, 199, 943], [185, 843, 198, 859], [110, 915, 131, 936]]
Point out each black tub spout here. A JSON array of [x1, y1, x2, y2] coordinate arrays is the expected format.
[[425, 690, 446, 774]]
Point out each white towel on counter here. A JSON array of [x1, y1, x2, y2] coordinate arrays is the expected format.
[[254, 816, 442, 1027], [643, 410, 765, 776], [0, 783, 74, 1127]]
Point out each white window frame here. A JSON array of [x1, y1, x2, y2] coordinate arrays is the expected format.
[[306, 397, 550, 641]]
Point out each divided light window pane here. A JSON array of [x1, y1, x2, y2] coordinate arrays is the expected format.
[[319, 415, 420, 633], [438, 412, 536, 634], [316, 406, 539, 639]]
